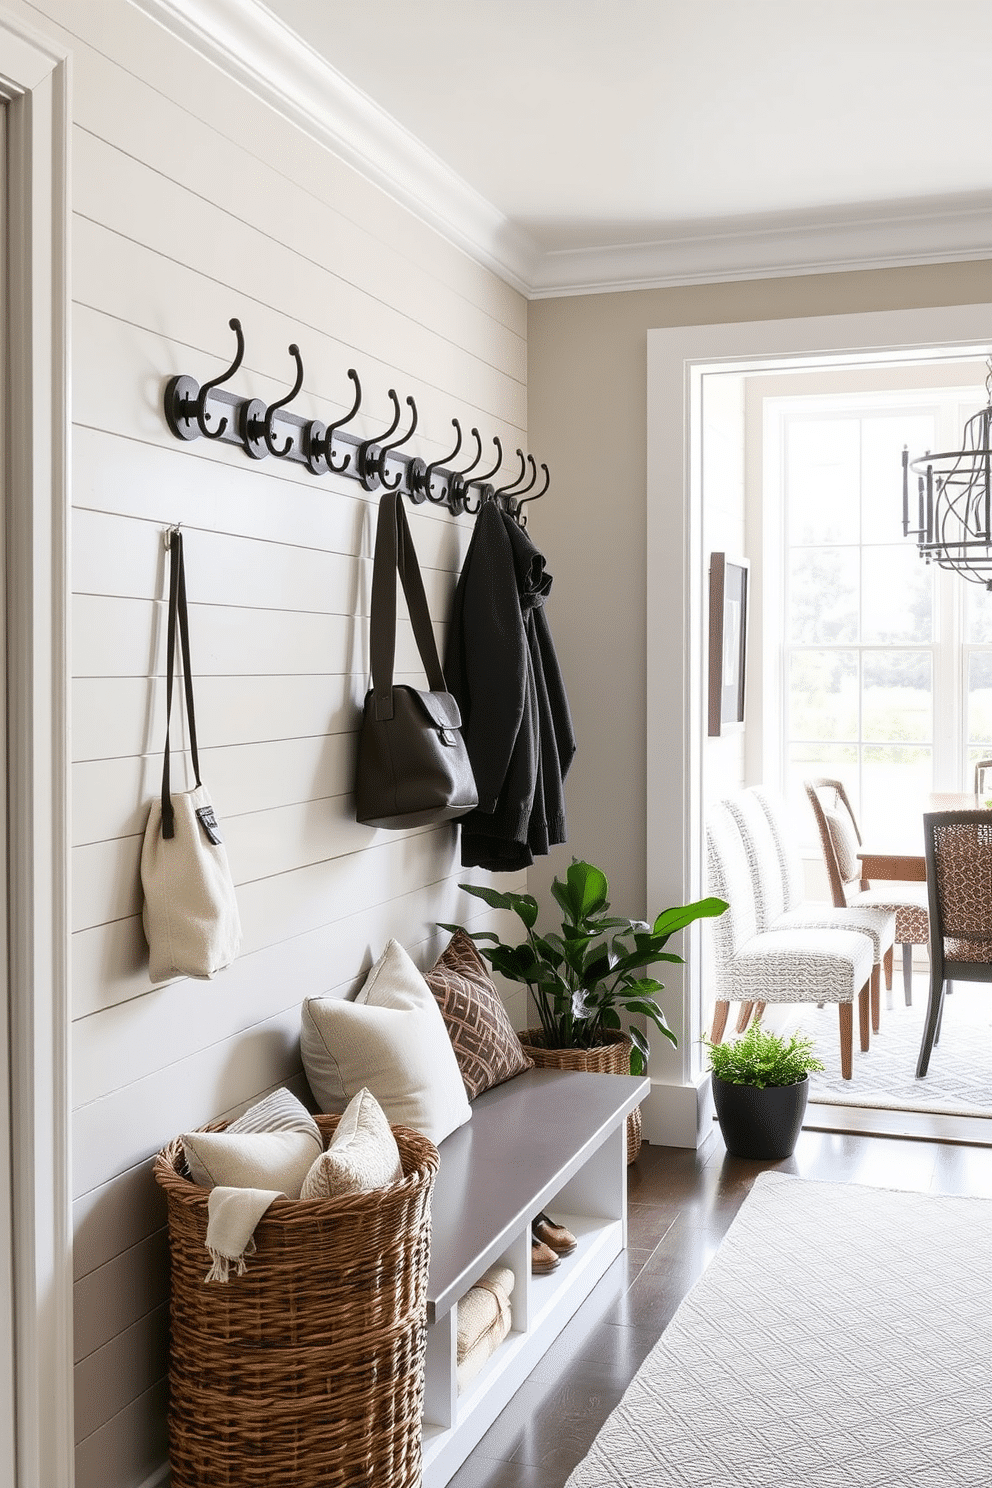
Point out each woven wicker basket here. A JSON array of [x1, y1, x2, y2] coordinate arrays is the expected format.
[[153, 1114, 439, 1488], [519, 1030, 642, 1164]]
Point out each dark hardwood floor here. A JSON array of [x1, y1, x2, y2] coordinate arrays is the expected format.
[[447, 1123, 992, 1488]]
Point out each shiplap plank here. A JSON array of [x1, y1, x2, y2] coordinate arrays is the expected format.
[[73, 732, 356, 846], [72, 1003, 305, 1198], [70, 661, 439, 762], [73, 176, 525, 394], [72, 424, 474, 573], [31, 0, 526, 335], [72, 503, 454, 620], [74, 1228, 168, 1364], [73, 129, 526, 430], [73, 1303, 168, 1449], [72, 880, 516, 1105], [71, 827, 470, 1018], [72, 778, 384, 934], [73, 1379, 168, 1488]]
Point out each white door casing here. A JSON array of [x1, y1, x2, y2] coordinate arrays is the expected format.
[[645, 301, 992, 1148], [0, 9, 73, 1488]]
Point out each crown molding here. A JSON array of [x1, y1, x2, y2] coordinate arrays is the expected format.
[[529, 197, 992, 297], [131, 0, 992, 300]]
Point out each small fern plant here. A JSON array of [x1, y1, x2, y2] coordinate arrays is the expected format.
[[703, 1022, 824, 1089]]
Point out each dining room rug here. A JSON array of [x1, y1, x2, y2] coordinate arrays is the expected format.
[[565, 1171, 992, 1488], [795, 980, 992, 1119]]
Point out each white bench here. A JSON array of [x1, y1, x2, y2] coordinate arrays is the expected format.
[[422, 1065, 649, 1487]]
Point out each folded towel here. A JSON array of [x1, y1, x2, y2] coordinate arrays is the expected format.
[[204, 1186, 283, 1283]]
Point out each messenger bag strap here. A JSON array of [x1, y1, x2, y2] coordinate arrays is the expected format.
[[370, 490, 446, 721], [160, 529, 202, 839]]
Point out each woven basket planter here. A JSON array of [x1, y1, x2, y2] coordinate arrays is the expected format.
[[153, 1114, 439, 1488], [519, 1030, 642, 1164]]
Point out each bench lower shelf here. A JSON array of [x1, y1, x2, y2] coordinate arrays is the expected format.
[[420, 1068, 648, 1488]]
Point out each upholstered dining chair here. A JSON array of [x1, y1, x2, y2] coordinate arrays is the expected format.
[[706, 802, 873, 1078], [917, 810, 992, 1077], [724, 789, 895, 1038], [804, 777, 929, 1006]]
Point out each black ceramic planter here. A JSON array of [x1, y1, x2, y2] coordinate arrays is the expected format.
[[711, 1073, 809, 1160]]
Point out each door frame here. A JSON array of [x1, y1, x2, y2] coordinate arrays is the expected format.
[[645, 300, 992, 1148], [0, 10, 73, 1487]]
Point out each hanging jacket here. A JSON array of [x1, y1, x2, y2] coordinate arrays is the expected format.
[[445, 501, 575, 871]]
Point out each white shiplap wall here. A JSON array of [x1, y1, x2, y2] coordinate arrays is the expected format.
[[11, 4, 529, 1484]]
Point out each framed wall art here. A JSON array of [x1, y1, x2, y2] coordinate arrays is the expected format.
[[708, 553, 749, 737]]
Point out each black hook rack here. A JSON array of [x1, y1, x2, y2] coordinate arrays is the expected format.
[[161, 319, 549, 522]]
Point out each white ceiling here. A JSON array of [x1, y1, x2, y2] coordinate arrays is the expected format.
[[144, 0, 992, 294]]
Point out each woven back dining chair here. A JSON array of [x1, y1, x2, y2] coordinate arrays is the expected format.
[[918, 810, 992, 1077], [804, 777, 929, 1006]]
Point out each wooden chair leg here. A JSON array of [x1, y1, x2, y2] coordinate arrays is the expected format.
[[858, 980, 870, 1053], [916, 970, 945, 1078], [883, 944, 893, 992], [710, 1000, 730, 1044], [902, 943, 913, 1006], [735, 1001, 754, 1033], [870, 965, 880, 1034], [838, 1001, 853, 1080], [753, 1001, 767, 1023]]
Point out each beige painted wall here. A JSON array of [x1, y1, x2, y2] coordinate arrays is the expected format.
[[526, 262, 992, 924]]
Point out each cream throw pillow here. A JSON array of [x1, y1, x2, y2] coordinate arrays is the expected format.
[[182, 1086, 322, 1197], [301, 939, 472, 1145], [301, 1087, 403, 1199]]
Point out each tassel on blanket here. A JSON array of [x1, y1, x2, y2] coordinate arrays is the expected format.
[[204, 1187, 282, 1282]]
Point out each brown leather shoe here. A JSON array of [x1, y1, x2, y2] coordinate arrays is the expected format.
[[533, 1212, 577, 1256], [531, 1237, 559, 1274]]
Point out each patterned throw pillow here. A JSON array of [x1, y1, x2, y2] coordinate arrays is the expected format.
[[301, 1088, 403, 1200], [425, 931, 533, 1100]]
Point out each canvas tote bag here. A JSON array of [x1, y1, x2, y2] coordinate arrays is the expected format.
[[141, 529, 242, 981], [355, 489, 478, 828]]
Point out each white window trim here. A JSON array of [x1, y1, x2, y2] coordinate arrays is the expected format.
[[646, 302, 992, 1149], [0, 10, 73, 1487]]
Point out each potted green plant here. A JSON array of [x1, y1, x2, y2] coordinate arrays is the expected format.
[[703, 1022, 824, 1160], [441, 860, 726, 1158]]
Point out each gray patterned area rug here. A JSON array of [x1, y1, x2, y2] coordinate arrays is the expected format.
[[796, 981, 991, 1118], [566, 1172, 992, 1488]]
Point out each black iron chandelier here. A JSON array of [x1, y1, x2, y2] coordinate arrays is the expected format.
[[902, 363, 992, 588]]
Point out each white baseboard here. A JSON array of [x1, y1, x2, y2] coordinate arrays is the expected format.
[[136, 1461, 170, 1488], [642, 1076, 714, 1149]]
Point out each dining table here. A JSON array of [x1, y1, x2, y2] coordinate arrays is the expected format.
[[857, 793, 992, 883]]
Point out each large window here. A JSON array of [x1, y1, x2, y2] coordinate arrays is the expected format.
[[775, 387, 992, 847]]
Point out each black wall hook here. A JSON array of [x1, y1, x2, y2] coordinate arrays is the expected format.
[[261, 343, 305, 458], [375, 396, 418, 490], [493, 449, 527, 507], [463, 436, 503, 514], [446, 427, 483, 515], [419, 419, 463, 505], [515, 462, 550, 524], [357, 390, 403, 492], [197, 318, 246, 439], [164, 318, 245, 442], [320, 369, 363, 475]]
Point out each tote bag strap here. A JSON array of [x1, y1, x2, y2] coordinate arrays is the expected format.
[[160, 529, 201, 839], [369, 489, 446, 721]]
